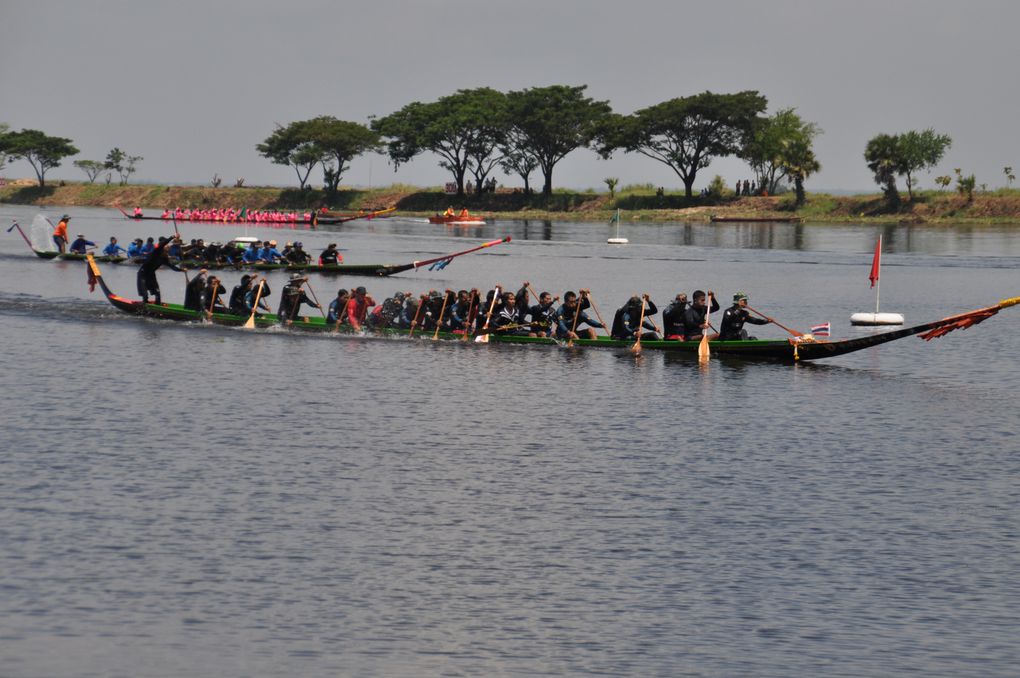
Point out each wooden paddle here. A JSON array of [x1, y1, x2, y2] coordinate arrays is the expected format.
[[206, 280, 221, 319], [585, 292, 610, 338], [304, 280, 327, 321], [432, 290, 452, 340], [407, 294, 427, 338], [475, 286, 502, 344], [630, 296, 647, 354], [698, 295, 712, 362], [243, 280, 265, 329], [460, 289, 479, 341], [566, 291, 586, 347], [746, 304, 804, 337]]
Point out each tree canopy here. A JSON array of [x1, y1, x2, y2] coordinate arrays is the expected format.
[[372, 87, 508, 196], [742, 108, 821, 197], [864, 129, 952, 202], [598, 90, 766, 197], [256, 122, 324, 190], [506, 85, 612, 196], [74, 159, 106, 183], [301, 116, 381, 192], [4, 128, 79, 187]]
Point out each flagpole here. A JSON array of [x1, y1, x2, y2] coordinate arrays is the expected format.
[[874, 235, 881, 316]]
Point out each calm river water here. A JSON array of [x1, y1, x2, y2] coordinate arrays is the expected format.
[[1, 205, 1019, 677]]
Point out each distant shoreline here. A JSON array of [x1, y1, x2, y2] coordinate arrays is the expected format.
[[2, 180, 1019, 225]]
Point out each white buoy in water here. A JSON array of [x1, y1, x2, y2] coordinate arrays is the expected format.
[[607, 208, 628, 244], [850, 312, 905, 326]]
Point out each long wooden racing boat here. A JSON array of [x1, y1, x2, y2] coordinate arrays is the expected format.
[[320, 207, 396, 221], [85, 254, 1018, 363], [117, 206, 343, 225], [710, 215, 803, 223], [17, 225, 510, 276]]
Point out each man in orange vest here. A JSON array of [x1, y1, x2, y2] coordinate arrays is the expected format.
[[53, 214, 70, 252]]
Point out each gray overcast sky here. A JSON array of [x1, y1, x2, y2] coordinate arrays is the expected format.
[[2, 0, 1017, 193]]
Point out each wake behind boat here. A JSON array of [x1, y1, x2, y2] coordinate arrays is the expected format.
[[84, 254, 1018, 363]]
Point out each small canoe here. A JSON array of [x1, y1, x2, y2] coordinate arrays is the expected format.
[[428, 214, 486, 225]]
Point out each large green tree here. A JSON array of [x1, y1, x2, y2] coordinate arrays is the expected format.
[[742, 108, 821, 196], [506, 85, 612, 196], [864, 133, 902, 203], [598, 90, 766, 198], [897, 129, 952, 199], [301, 116, 381, 193], [104, 147, 143, 185], [4, 128, 79, 187], [0, 123, 11, 174], [864, 129, 952, 203], [372, 87, 508, 196], [73, 159, 106, 183], [257, 122, 325, 189]]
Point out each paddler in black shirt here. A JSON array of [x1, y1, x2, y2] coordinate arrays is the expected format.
[[681, 290, 720, 342], [278, 274, 320, 323], [718, 292, 771, 340], [137, 236, 182, 305], [662, 293, 688, 340]]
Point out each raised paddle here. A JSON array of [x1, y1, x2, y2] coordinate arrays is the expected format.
[[432, 290, 452, 340], [243, 280, 265, 329], [745, 304, 804, 338], [566, 290, 587, 347], [460, 289, 479, 341], [304, 280, 328, 321], [585, 292, 610, 337], [475, 286, 502, 343], [407, 294, 427, 338], [698, 295, 713, 362], [630, 295, 648, 354]]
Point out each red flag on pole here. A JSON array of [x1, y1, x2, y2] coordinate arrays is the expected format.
[[868, 236, 881, 288]]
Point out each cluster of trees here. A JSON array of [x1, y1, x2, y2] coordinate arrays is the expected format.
[[0, 124, 143, 188], [74, 148, 144, 185], [0, 125, 79, 187], [863, 129, 952, 203], [258, 86, 823, 203], [256, 116, 381, 192]]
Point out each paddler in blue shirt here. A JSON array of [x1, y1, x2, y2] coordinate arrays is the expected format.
[[69, 234, 96, 254], [327, 288, 350, 323], [259, 240, 285, 263], [102, 237, 127, 257], [242, 242, 262, 264], [553, 289, 603, 340], [126, 238, 144, 258]]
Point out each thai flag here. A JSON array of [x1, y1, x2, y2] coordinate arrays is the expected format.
[[811, 322, 831, 337]]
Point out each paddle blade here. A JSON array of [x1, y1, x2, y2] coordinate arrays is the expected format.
[[630, 338, 641, 354], [243, 314, 256, 329], [475, 334, 489, 343], [698, 333, 710, 361]]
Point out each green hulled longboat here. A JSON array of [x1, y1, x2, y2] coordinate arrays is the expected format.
[[86, 254, 1019, 363], [11, 220, 510, 276]]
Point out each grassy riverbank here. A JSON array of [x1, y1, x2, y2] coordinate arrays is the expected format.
[[3, 180, 1020, 224]]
